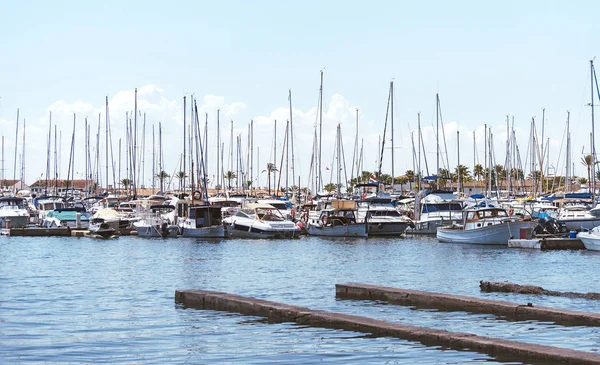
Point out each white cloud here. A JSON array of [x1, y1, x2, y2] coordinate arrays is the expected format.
[[0, 85, 583, 192]]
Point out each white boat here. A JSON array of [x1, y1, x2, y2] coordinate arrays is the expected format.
[[437, 207, 538, 245], [180, 205, 226, 238], [306, 200, 368, 238], [41, 207, 91, 228], [0, 197, 30, 228], [406, 190, 464, 235], [356, 200, 413, 236], [577, 227, 600, 251], [32, 196, 65, 224], [133, 205, 179, 238], [223, 203, 300, 239], [556, 205, 600, 231]]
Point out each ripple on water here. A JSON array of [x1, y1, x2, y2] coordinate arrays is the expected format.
[[1, 234, 598, 364]]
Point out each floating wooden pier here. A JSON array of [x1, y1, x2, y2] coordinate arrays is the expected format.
[[335, 283, 600, 327], [480, 280, 600, 300], [508, 237, 585, 250], [176, 289, 600, 364], [1, 227, 73, 237]]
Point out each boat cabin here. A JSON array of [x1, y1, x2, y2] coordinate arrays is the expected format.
[[464, 208, 511, 229], [188, 205, 222, 227], [318, 209, 358, 226], [0, 196, 26, 209]]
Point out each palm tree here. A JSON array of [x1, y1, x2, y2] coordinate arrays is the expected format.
[[156, 171, 170, 192], [176, 171, 187, 191], [262, 163, 278, 195], [405, 170, 415, 190], [121, 178, 131, 196], [581, 154, 594, 192], [225, 171, 236, 190], [494, 165, 506, 188], [324, 183, 338, 193], [473, 164, 484, 186]]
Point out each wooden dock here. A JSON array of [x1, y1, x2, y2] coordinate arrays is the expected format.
[[0, 227, 97, 238], [176, 288, 600, 364], [508, 237, 585, 250]]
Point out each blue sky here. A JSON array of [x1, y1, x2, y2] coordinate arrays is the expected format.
[[0, 1, 599, 189]]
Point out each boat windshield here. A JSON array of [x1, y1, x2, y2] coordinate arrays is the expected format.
[[422, 203, 463, 213], [257, 208, 285, 221], [369, 210, 401, 217], [268, 202, 291, 210]]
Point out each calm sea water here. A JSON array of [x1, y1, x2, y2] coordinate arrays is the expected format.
[[1, 234, 599, 364]]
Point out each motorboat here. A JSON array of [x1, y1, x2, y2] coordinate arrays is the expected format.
[[223, 203, 300, 238], [180, 205, 226, 238], [0, 196, 30, 228], [88, 208, 137, 237], [256, 199, 294, 220], [306, 200, 368, 238], [133, 205, 179, 238], [556, 204, 600, 231], [356, 199, 413, 236], [32, 196, 65, 224], [406, 190, 464, 234], [437, 207, 538, 245], [41, 207, 91, 228], [577, 227, 600, 251]]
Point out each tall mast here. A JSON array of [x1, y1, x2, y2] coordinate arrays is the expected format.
[[159, 123, 163, 192], [12, 108, 19, 189], [484, 124, 487, 197], [216, 109, 220, 190], [204, 112, 208, 192], [105, 96, 109, 191], [336, 124, 341, 195], [566, 111, 571, 193], [183, 96, 187, 194], [417, 113, 422, 183], [591, 60, 597, 202], [391, 81, 395, 187], [142, 113, 146, 188], [457, 131, 461, 194], [436, 94, 439, 176], [318, 70, 323, 193], [54, 126, 57, 193], [152, 124, 155, 192], [250, 119, 254, 193], [133, 88, 138, 199], [285, 118, 289, 198], [273, 119, 277, 195], [506, 116, 511, 195]]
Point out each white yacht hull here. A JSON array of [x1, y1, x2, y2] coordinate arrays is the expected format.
[[0, 215, 29, 228], [181, 225, 226, 238], [560, 218, 600, 232], [226, 222, 300, 239], [577, 231, 600, 251], [306, 223, 367, 237], [437, 221, 537, 245]]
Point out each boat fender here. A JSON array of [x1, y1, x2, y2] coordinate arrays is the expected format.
[[161, 222, 168, 236], [377, 223, 383, 229], [508, 207, 514, 216], [322, 216, 328, 226], [290, 208, 295, 220], [409, 221, 415, 229]]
